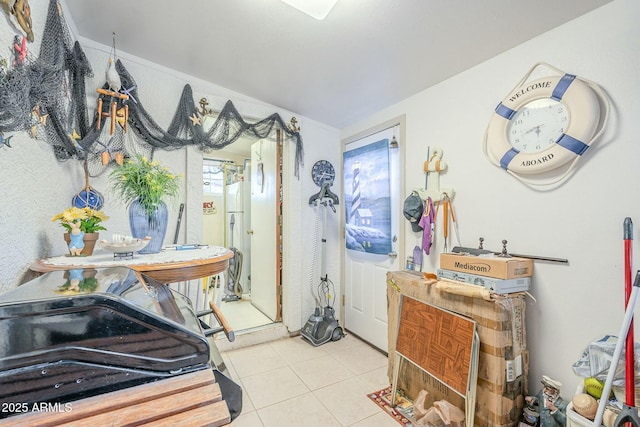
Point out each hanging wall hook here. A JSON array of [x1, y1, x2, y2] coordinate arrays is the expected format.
[[415, 146, 455, 203]]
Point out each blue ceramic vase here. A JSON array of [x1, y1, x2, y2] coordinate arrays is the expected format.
[[128, 199, 168, 254]]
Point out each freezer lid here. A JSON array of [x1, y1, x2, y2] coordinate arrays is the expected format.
[[0, 267, 198, 328], [0, 268, 210, 373]]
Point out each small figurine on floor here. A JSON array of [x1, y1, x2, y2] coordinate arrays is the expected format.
[[68, 221, 85, 256], [525, 375, 567, 427]]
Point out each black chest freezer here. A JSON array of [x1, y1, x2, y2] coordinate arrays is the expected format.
[[0, 267, 240, 419]]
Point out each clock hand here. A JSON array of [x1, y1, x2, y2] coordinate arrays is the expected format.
[[534, 125, 544, 137], [320, 172, 331, 179], [523, 124, 545, 136]]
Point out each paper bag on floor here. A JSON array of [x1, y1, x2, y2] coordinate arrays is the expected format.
[[414, 399, 465, 427], [415, 407, 444, 426], [413, 389, 429, 420], [434, 400, 465, 427]]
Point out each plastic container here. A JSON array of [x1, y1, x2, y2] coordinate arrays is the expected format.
[[567, 402, 594, 427], [612, 385, 640, 408], [568, 401, 628, 427]]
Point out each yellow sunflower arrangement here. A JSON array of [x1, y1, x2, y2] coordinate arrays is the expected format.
[[52, 207, 109, 233]]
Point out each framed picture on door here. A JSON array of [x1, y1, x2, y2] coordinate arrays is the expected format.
[[343, 138, 392, 254]]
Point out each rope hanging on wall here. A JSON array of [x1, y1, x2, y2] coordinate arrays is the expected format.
[[0, 0, 304, 179]]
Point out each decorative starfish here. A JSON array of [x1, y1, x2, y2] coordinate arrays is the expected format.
[[68, 129, 82, 151], [121, 85, 137, 103], [189, 113, 201, 126]]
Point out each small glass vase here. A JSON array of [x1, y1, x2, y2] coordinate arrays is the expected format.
[[128, 199, 168, 254]]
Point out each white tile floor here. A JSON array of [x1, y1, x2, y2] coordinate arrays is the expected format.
[[221, 333, 398, 427]]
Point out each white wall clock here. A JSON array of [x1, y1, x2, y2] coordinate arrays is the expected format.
[[484, 62, 609, 186]]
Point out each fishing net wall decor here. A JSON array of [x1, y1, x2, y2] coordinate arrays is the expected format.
[[0, 0, 304, 178]]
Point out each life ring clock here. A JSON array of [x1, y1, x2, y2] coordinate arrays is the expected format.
[[485, 65, 608, 182]]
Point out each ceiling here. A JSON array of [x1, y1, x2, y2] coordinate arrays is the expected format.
[[62, 0, 613, 129]]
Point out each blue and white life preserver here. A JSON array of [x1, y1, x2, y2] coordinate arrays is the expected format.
[[486, 74, 601, 175]]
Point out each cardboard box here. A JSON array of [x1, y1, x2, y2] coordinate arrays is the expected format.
[[437, 268, 531, 294], [440, 253, 533, 279], [387, 270, 528, 427]]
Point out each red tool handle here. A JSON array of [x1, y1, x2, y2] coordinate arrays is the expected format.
[[624, 217, 634, 406]]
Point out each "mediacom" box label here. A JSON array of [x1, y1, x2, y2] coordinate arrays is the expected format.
[[439, 253, 533, 279]]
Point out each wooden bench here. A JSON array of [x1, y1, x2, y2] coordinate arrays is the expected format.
[[1, 369, 231, 427]]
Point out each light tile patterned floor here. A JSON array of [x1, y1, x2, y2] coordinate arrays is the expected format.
[[221, 333, 397, 427]]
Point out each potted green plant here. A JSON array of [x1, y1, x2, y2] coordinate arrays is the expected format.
[[109, 155, 181, 254], [53, 207, 109, 256]]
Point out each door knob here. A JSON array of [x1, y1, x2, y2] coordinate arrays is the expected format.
[[388, 251, 397, 259], [247, 229, 254, 235]]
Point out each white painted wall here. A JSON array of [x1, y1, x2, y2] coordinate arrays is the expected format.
[[0, 0, 343, 339], [292, 122, 345, 329], [342, 0, 639, 396]]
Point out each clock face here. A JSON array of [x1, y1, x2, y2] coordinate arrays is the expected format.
[[507, 98, 570, 154], [311, 160, 335, 187]]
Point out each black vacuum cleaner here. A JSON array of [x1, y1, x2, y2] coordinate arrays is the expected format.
[[301, 176, 344, 346]]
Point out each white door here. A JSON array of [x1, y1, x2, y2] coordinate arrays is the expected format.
[[241, 162, 252, 293], [250, 139, 278, 321], [343, 122, 403, 351]]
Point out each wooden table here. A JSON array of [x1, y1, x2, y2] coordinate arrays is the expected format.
[[31, 246, 233, 284], [31, 245, 237, 341]]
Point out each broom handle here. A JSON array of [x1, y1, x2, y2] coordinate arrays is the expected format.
[[173, 203, 184, 244], [624, 218, 634, 407], [594, 270, 640, 426]]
